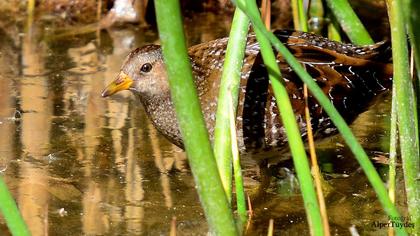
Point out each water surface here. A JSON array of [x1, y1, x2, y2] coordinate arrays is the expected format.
[[0, 10, 407, 236]]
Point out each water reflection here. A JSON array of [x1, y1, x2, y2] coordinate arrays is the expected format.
[[0, 11, 406, 236], [0, 12, 227, 234]]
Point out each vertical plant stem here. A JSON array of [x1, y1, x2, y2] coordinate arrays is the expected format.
[[304, 86, 331, 236], [291, 0, 300, 30], [388, 86, 398, 204], [213, 7, 249, 202], [170, 217, 177, 236], [291, 0, 308, 32], [0, 176, 30, 236], [154, 0, 238, 235], [26, 0, 35, 32], [229, 96, 247, 228], [292, 2, 329, 233], [245, 195, 253, 232], [402, 0, 420, 163], [261, 0, 271, 29], [388, 86, 398, 236], [324, 0, 373, 45], [252, 11, 324, 236], [267, 219, 274, 236], [403, 0, 420, 82], [386, 0, 420, 233], [254, 27, 324, 235]]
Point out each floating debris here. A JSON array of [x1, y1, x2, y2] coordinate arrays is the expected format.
[[58, 208, 68, 217]]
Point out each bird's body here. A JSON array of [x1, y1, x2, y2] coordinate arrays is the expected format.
[[102, 30, 392, 161]]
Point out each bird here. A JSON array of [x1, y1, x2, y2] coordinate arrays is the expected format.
[[101, 30, 393, 162]]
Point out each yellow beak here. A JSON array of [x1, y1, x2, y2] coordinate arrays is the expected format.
[[101, 72, 134, 97]]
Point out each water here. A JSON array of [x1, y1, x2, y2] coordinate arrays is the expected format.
[[0, 8, 407, 236]]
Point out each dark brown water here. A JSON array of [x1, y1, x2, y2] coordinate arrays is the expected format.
[[0, 9, 408, 236]]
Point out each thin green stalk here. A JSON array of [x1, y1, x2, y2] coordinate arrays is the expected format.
[[324, 0, 373, 45], [154, 0, 237, 235], [388, 86, 398, 203], [293, 1, 330, 234], [233, 1, 407, 235], [213, 8, 249, 202], [247, 3, 324, 231], [291, 0, 308, 32], [402, 0, 420, 159], [254, 25, 324, 236], [229, 96, 247, 228], [388, 86, 398, 236], [0, 176, 30, 236], [305, 86, 331, 236], [386, 0, 420, 234], [403, 0, 420, 81], [291, 0, 300, 30]]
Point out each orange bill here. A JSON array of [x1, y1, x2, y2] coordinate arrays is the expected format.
[[101, 71, 133, 97]]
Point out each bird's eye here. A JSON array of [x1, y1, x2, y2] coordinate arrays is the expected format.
[[140, 63, 152, 73]]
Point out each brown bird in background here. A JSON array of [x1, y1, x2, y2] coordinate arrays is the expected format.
[[102, 30, 392, 162]]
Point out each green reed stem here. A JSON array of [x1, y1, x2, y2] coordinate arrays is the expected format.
[[291, 0, 308, 32], [403, 0, 420, 81], [0, 176, 30, 236], [254, 25, 324, 236], [229, 96, 247, 229], [386, 0, 420, 233], [233, 1, 407, 235], [324, 0, 373, 45], [213, 8, 249, 203], [154, 1, 237, 235], [388, 87, 398, 198], [292, 1, 331, 234], [402, 0, 420, 150], [388, 86, 397, 236], [246, 1, 324, 232]]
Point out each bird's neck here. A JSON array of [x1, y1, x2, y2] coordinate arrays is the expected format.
[[136, 92, 184, 148]]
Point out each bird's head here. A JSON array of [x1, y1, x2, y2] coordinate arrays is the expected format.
[[101, 45, 169, 100]]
